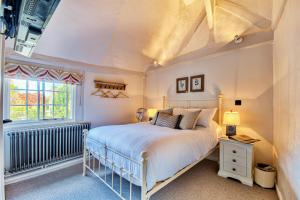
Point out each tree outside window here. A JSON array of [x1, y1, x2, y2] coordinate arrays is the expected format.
[[8, 78, 75, 122]]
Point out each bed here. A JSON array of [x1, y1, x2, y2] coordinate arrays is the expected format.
[[82, 95, 223, 200]]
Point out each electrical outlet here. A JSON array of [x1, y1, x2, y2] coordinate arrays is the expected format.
[[235, 100, 242, 106]]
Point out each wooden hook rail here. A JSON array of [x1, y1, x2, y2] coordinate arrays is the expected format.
[[91, 80, 129, 98]]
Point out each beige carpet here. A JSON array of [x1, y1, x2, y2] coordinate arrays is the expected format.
[[151, 160, 278, 200], [6, 159, 278, 200]]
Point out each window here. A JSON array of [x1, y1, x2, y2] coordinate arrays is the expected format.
[[5, 78, 75, 122]]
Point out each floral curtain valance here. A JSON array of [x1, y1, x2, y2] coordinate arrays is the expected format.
[[5, 63, 83, 85]]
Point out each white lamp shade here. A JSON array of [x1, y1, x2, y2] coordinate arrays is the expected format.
[[147, 108, 158, 118], [223, 111, 240, 125]]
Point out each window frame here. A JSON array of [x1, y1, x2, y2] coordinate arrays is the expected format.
[[4, 78, 76, 124]]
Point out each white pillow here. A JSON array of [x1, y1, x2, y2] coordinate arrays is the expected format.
[[179, 110, 201, 130], [173, 108, 201, 129], [196, 108, 217, 127]]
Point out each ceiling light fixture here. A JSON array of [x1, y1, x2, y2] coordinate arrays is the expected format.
[[234, 35, 244, 44], [153, 60, 159, 67]]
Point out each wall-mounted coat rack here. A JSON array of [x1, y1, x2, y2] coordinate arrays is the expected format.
[[94, 80, 127, 90], [91, 80, 129, 98]]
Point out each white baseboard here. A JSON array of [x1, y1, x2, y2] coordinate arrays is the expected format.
[[5, 158, 83, 185], [273, 147, 283, 200], [276, 184, 284, 200]]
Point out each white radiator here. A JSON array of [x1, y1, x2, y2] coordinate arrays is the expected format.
[[4, 122, 90, 176]]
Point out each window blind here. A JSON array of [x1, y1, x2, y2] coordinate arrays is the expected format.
[[5, 63, 83, 85]]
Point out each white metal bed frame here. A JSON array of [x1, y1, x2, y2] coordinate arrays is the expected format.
[[82, 94, 223, 200]]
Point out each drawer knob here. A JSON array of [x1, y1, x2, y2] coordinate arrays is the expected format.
[[232, 159, 236, 162], [232, 168, 236, 171], [232, 150, 237, 154]]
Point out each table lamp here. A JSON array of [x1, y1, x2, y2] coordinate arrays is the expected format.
[[223, 111, 240, 136], [136, 108, 147, 122], [147, 108, 158, 121]]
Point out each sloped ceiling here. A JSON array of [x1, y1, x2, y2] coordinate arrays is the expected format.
[[6, 0, 279, 72]]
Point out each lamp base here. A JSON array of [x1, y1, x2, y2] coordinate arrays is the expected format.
[[226, 125, 236, 137]]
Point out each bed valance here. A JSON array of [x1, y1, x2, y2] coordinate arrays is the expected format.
[[4, 63, 83, 85]]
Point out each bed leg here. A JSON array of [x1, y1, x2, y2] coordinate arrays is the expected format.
[[82, 129, 88, 176], [141, 151, 148, 200]]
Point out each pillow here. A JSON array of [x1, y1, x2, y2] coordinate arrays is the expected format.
[[155, 112, 180, 129], [196, 108, 217, 127], [175, 115, 183, 129], [179, 110, 201, 130], [150, 108, 173, 125]]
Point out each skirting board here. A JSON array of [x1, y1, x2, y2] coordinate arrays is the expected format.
[[273, 147, 283, 200], [276, 184, 284, 200], [5, 158, 83, 185]]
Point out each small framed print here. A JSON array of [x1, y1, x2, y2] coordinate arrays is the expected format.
[[176, 77, 188, 93], [190, 75, 204, 92]]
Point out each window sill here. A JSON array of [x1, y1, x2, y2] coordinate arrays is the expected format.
[[4, 120, 76, 130]]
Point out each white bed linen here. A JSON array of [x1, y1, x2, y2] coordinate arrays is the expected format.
[[86, 122, 220, 191]]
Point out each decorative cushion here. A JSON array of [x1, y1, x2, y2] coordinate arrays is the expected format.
[[179, 110, 201, 130], [150, 108, 173, 125], [196, 108, 217, 127], [155, 113, 180, 129]]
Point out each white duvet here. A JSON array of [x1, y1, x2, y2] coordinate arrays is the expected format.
[[86, 122, 220, 191]]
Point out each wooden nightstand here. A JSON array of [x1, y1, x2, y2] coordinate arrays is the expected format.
[[218, 137, 254, 186]]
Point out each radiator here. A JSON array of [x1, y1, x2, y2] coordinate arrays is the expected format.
[[4, 122, 91, 176]]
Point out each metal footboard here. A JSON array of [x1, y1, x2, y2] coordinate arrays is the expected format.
[[82, 129, 216, 200], [82, 129, 148, 200]]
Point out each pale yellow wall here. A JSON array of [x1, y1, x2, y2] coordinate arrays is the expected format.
[[145, 43, 274, 164], [273, 0, 300, 199], [84, 72, 144, 127]]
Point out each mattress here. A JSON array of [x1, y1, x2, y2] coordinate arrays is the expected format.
[[86, 122, 220, 191]]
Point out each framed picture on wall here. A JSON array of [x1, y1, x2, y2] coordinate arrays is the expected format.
[[176, 77, 188, 93], [190, 75, 204, 92]]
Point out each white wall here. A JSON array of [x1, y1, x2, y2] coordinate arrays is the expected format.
[[83, 71, 144, 128], [273, 0, 300, 199], [145, 42, 273, 164]]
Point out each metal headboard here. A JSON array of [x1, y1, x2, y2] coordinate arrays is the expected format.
[[163, 94, 223, 125]]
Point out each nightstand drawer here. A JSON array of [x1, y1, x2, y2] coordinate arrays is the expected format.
[[224, 162, 247, 177], [224, 154, 246, 166], [223, 143, 246, 158]]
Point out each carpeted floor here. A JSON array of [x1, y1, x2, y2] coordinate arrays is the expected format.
[[5, 159, 278, 200]]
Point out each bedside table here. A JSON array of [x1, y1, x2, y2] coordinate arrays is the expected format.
[[218, 137, 254, 186]]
